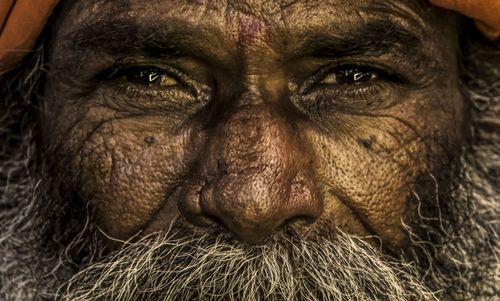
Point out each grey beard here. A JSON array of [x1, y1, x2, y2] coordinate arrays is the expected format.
[[1, 23, 499, 301], [58, 229, 437, 301]]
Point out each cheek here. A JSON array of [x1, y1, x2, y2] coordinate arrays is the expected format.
[[307, 128, 419, 247], [66, 112, 203, 240], [307, 95, 465, 247]]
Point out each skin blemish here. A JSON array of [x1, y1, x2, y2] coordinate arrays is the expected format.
[[359, 135, 376, 149], [228, 12, 266, 47], [144, 136, 156, 146]]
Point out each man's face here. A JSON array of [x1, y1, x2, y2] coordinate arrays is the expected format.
[[6, 0, 498, 300], [42, 0, 465, 262]]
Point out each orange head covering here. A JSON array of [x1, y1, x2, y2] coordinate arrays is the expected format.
[[430, 0, 500, 40], [0, 0, 498, 75], [0, 0, 59, 74]]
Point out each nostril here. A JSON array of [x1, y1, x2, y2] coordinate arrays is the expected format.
[[285, 215, 317, 228], [178, 181, 214, 227], [203, 214, 231, 233]]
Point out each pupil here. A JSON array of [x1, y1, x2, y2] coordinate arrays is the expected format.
[[127, 69, 161, 86], [337, 68, 372, 85]]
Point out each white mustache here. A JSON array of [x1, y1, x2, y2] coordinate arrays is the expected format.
[[59, 229, 437, 301]]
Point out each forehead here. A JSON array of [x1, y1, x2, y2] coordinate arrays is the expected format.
[[63, 0, 433, 38]]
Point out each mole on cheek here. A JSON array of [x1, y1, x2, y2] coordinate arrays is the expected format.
[[359, 136, 375, 149], [144, 136, 156, 146]]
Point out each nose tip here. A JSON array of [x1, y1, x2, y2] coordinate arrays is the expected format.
[[185, 170, 323, 243]]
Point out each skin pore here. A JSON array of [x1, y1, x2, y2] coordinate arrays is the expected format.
[[2, 0, 499, 300], [42, 0, 464, 247]]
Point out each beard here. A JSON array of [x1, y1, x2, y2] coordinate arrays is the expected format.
[[58, 227, 437, 301], [0, 24, 499, 301]]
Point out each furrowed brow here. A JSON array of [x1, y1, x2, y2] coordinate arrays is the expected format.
[[298, 20, 424, 59]]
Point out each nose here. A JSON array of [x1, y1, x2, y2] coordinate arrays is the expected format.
[[178, 104, 323, 243]]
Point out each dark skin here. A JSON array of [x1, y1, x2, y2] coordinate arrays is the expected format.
[[41, 0, 465, 249]]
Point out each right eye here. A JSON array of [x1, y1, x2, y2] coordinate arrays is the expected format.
[[123, 67, 180, 88]]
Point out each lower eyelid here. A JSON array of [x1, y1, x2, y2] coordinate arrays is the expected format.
[[100, 83, 212, 116], [115, 84, 188, 101], [298, 81, 398, 113], [346, 84, 384, 99], [315, 81, 385, 99]]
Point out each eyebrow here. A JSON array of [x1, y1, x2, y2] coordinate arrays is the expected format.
[[65, 18, 217, 61], [65, 16, 425, 66], [295, 19, 423, 60]]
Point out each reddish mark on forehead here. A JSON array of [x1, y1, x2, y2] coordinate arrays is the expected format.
[[228, 12, 266, 46]]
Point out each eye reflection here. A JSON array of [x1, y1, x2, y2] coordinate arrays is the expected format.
[[321, 66, 378, 85], [125, 67, 179, 87]]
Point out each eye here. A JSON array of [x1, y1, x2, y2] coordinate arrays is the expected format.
[[124, 67, 179, 87], [99, 65, 211, 115], [320, 66, 378, 85]]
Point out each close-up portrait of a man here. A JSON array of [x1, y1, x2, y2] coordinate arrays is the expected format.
[[0, 0, 498, 300]]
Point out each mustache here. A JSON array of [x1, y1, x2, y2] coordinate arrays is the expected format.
[[59, 227, 437, 301]]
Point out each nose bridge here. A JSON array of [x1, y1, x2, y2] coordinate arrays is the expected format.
[[194, 102, 323, 242], [206, 103, 292, 205], [217, 103, 285, 173]]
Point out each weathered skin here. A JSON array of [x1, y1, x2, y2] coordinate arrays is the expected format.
[[41, 0, 465, 248]]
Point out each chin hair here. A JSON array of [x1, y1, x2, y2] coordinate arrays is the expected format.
[[0, 22, 498, 301]]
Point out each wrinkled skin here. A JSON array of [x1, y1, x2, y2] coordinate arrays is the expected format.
[[41, 0, 465, 248], [2, 1, 500, 300]]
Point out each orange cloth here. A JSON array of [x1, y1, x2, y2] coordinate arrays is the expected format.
[[430, 0, 500, 40], [0, 0, 59, 74], [0, 0, 498, 75]]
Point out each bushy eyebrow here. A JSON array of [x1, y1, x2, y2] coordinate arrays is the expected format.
[[64, 15, 428, 67], [296, 19, 423, 60], [64, 18, 204, 60]]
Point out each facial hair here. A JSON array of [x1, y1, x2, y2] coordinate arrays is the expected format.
[[59, 227, 437, 301]]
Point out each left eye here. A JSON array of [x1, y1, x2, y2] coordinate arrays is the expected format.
[[320, 66, 378, 85], [123, 67, 179, 87]]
